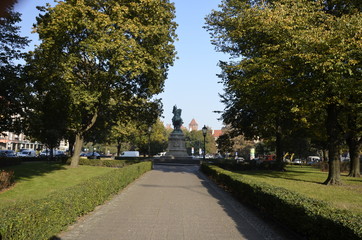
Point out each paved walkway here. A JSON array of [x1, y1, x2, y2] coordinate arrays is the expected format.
[[58, 165, 298, 240]]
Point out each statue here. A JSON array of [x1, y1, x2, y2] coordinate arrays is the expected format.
[[172, 105, 183, 131], [164, 105, 189, 158]]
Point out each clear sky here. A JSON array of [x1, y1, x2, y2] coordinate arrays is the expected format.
[[14, 0, 228, 130]]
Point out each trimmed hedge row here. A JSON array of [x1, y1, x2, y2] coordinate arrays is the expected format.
[[0, 161, 152, 240], [200, 164, 362, 240], [77, 158, 136, 168]]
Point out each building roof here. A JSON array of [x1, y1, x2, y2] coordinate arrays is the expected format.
[[212, 130, 223, 138], [189, 118, 198, 125]]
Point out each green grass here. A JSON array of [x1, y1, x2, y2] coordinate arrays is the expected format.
[[236, 165, 362, 214], [0, 162, 116, 204]]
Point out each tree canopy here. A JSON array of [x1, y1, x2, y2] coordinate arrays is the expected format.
[[206, 0, 361, 183], [27, 0, 177, 166], [0, 7, 29, 135]]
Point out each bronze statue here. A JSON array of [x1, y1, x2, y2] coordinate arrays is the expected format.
[[172, 105, 183, 131]]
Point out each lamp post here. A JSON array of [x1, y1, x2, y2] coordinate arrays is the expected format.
[[148, 126, 152, 157], [202, 125, 207, 161]]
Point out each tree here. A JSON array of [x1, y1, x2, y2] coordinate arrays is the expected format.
[[28, 0, 177, 166], [0, 0, 18, 18], [206, 0, 309, 170], [0, 7, 28, 134], [216, 133, 234, 156], [25, 88, 70, 156], [205, 0, 361, 183], [185, 127, 217, 156], [135, 119, 168, 156], [343, 102, 362, 177]]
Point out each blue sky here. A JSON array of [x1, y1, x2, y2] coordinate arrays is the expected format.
[[15, 0, 228, 130]]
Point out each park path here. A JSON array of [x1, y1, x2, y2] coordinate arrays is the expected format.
[[57, 165, 298, 240]]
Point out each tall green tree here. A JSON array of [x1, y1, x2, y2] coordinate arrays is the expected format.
[[0, 7, 28, 135], [206, 0, 361, 184], [28, 0, 177, 166], [185, 127, 217, 156], [135, 118, 168, 156]]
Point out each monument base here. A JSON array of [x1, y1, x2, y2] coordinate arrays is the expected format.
[[153, 157, 200, 165], [165, 130, 189, 158]]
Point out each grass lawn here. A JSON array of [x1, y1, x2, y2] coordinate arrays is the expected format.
[[0, 162, 117, 204], [236, 165, 362, 214]]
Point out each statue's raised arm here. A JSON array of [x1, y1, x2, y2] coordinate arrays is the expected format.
[[171, 105, 183, 131]]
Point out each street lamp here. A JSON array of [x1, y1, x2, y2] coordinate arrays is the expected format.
[[148, 126, 152, 157], [202, 125, 207, 161]]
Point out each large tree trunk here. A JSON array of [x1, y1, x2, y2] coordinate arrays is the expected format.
[[69, 112, 98, 167], [70, 133, 83, 168], [346, 110, 361, 177], [68, 135, 75, 157], [117, 138, 121, 157], [324, 104, 342, 185], [347, 137, 361, 177], [322, 149, 328, 162], [275, 127, 285, 170]]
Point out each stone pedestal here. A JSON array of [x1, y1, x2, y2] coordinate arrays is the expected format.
[[165, 130, 189, 158]]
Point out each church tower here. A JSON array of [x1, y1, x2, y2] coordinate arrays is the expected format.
[[189, 118, 198, 131]]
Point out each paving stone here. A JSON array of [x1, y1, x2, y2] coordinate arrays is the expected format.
[[58, 165, 299, 240]]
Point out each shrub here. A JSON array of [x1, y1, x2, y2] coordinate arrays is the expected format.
[[210, 159, 285, 171], [0, 161, 152, 240], [0, 170, 15, 191], [77, 158, 144, 168], [201, 164, 362, 240]]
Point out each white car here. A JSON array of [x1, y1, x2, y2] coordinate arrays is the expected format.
[[292, 159, 303, 165], [18, 149, 37, 157], [40, 149, 66, 156]]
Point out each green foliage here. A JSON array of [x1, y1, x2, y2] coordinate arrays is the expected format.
[[201, 164, 362, 240], [0, 161, 152, 240], [205, 0, 362, 182], [26, 0, 177, 166], [77, 158, 145, 168], [185, 127, 217, 155], [210, 158, 285, 171], [0, 8, 29, 134]]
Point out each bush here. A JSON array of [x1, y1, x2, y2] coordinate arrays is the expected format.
[[114, 156, 149, 161], [0, 161, 152, 240], [77, 158, 146, 168], [210, 159, 285, 171], [201, 164, 362, 240], [0, 170, 15, 191], [36, 156, 69, 163]]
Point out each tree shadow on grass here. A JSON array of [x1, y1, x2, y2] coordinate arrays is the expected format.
[[237, 169, 323, 184], [3, 162, 67, 182]]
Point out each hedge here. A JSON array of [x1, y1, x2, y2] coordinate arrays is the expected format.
[[0, 161, 152, 240], [200, 164, 362, 240], [77, 158, 144, 168]]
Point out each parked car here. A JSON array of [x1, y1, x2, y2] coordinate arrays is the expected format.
[[18, 149, 37, 157], [235, 157, 245, 163], [250, 158, 262, 164], [153, 152, 166, 158], [87, 152, 101, 159], [120, 151, 139, 157], [0, 150, 17, 157], [40, 149, 54, 156], [55, 150, 66, 156], [292, 159, 303, 165], [40, 149, 66, 157], [80, 152, 88, 157]]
